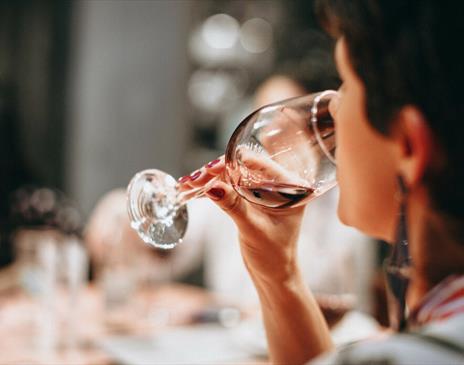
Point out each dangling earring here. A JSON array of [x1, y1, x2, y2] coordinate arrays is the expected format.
[[384, 175, 412, 331]]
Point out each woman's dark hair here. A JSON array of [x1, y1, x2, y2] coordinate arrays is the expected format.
[[316, 0, 464, 221]]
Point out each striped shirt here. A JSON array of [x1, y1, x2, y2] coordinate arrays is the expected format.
[[409, 275, 464, 327], [312, 275, 464, 364]]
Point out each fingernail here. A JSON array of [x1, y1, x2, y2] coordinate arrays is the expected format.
[[190, 170, 202, 181], [207, 187, 225, 200], [206, 159, 221, 168], [178, 175, 191, 183]]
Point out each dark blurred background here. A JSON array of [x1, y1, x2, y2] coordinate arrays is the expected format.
[[0, 0, 338, 266]]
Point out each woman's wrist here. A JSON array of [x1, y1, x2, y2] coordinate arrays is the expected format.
[[247, 258, 304, 296], [249, 266, 333, 364], [239, 232, 300, 283]]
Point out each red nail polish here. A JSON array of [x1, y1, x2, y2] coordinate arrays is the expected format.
[[178, 175, 191, 183], [206, 159, 221, 168], [190, 170, 202, 181], [207, 187, 225, 200]]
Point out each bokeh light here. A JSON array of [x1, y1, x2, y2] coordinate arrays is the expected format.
[[202, 14, 240, 50], [188, 69, 242, 115], [239, 18, 273, 54]]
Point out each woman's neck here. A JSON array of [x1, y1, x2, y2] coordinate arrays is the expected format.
[[406, 194, 464, 310]]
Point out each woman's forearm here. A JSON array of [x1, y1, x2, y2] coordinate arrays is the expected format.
[[251, 268, 334, 364]]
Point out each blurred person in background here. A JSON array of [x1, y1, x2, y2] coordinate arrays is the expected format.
[[178, 0, 464, 363], [0, 84, 36, 291], [85, 189, 193, 285]]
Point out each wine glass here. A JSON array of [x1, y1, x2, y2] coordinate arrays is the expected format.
[[127, 90, 337, 249]]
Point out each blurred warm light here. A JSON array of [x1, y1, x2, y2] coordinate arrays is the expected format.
[[240, 18, 273, 54], [188, 69, 241, 115], [189, 15, 274, 68], [202, 14, 240, 50], [189, 27, 244, 67]]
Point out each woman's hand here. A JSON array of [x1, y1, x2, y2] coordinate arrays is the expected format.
[[179, 156, 333, 364], [178, 155, 306, 284]]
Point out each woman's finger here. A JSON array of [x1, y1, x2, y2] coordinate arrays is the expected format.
[[177, 156, 225, 189], [204, 155, 225, 175]]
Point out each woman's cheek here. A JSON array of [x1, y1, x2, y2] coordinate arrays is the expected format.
[[334, 134, 355, 226]]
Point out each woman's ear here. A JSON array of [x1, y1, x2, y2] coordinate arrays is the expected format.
[[395, 106, 434, 188]]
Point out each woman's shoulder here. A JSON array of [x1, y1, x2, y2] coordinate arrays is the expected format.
[[311, 314, 464, 365]]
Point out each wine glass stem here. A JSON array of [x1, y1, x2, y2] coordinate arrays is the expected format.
[[176, 175, 221, 206]]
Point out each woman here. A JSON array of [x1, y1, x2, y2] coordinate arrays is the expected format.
[[179, 1, 464, 363]]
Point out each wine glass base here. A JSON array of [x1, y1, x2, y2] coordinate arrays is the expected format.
[[127, 169, 188, 249], [130, 205, 188, 249]]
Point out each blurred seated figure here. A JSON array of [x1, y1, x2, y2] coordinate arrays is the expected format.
[[85, 189, 215, 330], [85, 189, 197, 284], [0, 186, 86, 294], [85, 75, 376, 320]]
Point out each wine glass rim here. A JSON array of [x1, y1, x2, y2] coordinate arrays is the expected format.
[[311, 90, 337, 165]]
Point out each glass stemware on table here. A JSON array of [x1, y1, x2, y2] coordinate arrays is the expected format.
[[127, 90, 338, 249]]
